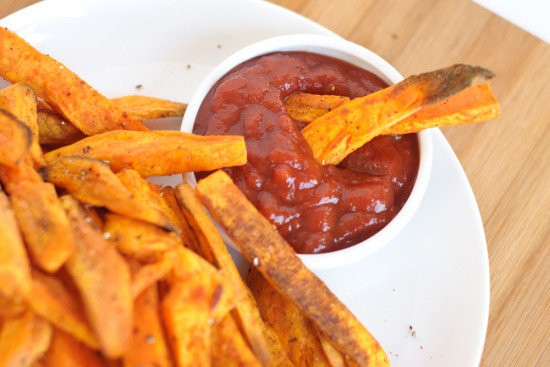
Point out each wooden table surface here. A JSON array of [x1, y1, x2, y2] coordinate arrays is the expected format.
[[1, 0, 548, 366]]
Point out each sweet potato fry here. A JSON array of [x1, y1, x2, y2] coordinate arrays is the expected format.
[[131, 250, 178, 298], [196, 171, 389, 366], [211, 314, 262, 367], [161, 280, 211, 367], [41, 156, 175, 230], [28, 270, 99, 349], [0, 109, 31, 166], [39, 95, 186, 121], [0, 311, 52, 367], [262, 320, 295, 367], [7, 180, 75, 272], [287, 84, 500, 135], [160, 186, 200, 251], [37, 95, 186, 145], [112, 95, 187, 121], [0, 189, 31, 300], [61, 195, 133, 358], [384, 83, 500, 134], [44, 130, 247, 177], [168, 246, 237, 324], [38, 110, 84, 145], [82, 204, 104, 230], [105, 214, 179, 262], [0, 83, 45, 167], [317, 333, 346, 367], [285, 93, 350, 123], [117, 169, 179, 231], [0, 28, 147, 135], [37, 99, 53, 112], [162, 244, 239, 367], [124, 284, 172, 367], [0, 295, 26, 319], [0, 161, 41, 188], [302, 64, 494, 165], [248, 269, 330, 367], [176, 182, 275, 366], [43, 330, 106, 367]]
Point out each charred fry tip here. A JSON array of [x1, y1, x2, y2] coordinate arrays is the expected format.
[[397, 64, 495, 104]]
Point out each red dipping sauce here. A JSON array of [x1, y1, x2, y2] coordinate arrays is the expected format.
[[194, 52, 419, 254]]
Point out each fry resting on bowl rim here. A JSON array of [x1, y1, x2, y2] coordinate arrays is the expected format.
[[302, 64, 494, 165], [286, 83, 500, 135]]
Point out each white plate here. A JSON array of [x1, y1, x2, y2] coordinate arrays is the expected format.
[[0, 1, 489, 366]]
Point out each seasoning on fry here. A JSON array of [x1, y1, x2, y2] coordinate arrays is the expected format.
[[61, 195, 133, 358], [196, 170, 389, 366], [302, 64, 494, 165], [0, 28, 148, 135], [44, 130, 247, 177]]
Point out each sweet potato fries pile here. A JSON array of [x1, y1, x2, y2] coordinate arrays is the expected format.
[[0, 28, 392, 367]]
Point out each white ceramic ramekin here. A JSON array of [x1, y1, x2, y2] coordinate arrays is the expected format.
[[181, 34, 432, 269]]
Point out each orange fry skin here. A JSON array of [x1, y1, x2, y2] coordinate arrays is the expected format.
[[248, 269, 331, 367], [211, 315, 262, 367], [196, 171, 389, 367], [317, 333, 346, 367], [0, 83, 45, 167], [0, 109, 31, 167], [0, 189, 31, 301], [61, 195, 133, 359], [385, 83, 500, 134], [116, 169, 180, 232], [37, 110, 85, 146], [0, 311, 53, 367], [160, 186, 201, 251], [130, 250, 178, 299], [176, 182, 277, 366], [285, 93, 350, 123], [27, 270, 100, 350], [105, 214, 179, 262], [7, 179, 76, 273], [37, 95, 186, 145], [0, 295, 26, 319], [44, 130, 247, 177], [286, 84, 499, 135], [302, 64, 494, 165], [161, 280, 211, 367], [124, 284, 172, 367], [112, 95, 187, 121], [41, 156, 175, 231], [43, 330, 107, 367], [0, 28, 147, 135]]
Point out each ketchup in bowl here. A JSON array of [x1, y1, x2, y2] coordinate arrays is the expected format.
[[194, 52, 419, 254]]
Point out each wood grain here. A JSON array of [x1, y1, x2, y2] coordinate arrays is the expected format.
[[1, 1, 548, 366]]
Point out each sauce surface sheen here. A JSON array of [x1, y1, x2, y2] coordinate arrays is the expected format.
[[194, 52, 419, 254]]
